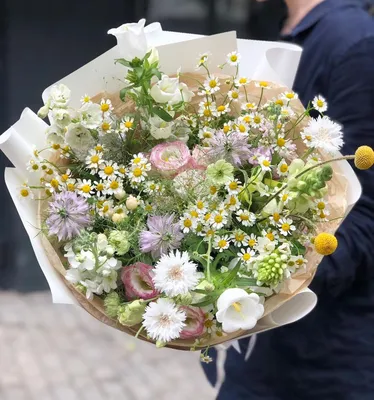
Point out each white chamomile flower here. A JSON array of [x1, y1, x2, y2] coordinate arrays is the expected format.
[[45, 177, 60, 193], [235, 76, 249, 87], [214, 235, 231, 252], [211, 211, 228, 230], [246, 233, 258, 248], [314, 198, 329, 212], [277, 159, 289, 176], [273, 135, 289, 152], [215, 104, 230, 116], [180, 214, 197, 233], [85, 149, 104, 172], [127, 165, 148, 183], [204, 76, 220, 93], [280, 106, 295, 119], [316, 208, 330, 221], [99, 119, 113, 135], [235, 118, 250, 135], [195, 199, 208, 214], [97, 199, 114, 218], [259, 156, 272, 172], [269, 211, 282, 225], [225, 195, 241, 211], [116, 165, 127, 178], [103, 178, 123, 196], [279, 190, 291, 205], [99, 161, 119, 180], [226, 179, 242, 195], [312, 95, 328, 113], [153, 250, 199, 297], [80, 94, 91, 105], [27, 157, 41, 173], [301, 116, 343, 155], [93, 180, 105, 196], [227, 51, 241, 66], [238, 248, 256, 264], [120, 116, 135, 132], [18, 183, 33, 200], [255, 81, 271, 90], [236, 210, 256, 227], [250, 112, 264, 128], [281, 91, 298, 102], [241, 102, 257, 111], [262, 229, 279, 243], [228, 89, 240, 102], [131, 153, 151, 170], [278, 218, 296, 236], [231, 230, 248, 247], [100, 99, 113, 114], [142, 298, 186, 343], [198, 126, 215, 141], [222, 122, 234, 135], [77, 179, 94, 198], [196, 52, 211, 69], [57, 169, 72, 187], [66, 178, 77, 192], [144, 181, 159, 194]]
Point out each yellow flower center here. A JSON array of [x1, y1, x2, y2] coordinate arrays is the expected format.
[[232, 302, 241, 312], [243, 116, 251, 124], [110, 181, 119, 189], [133, 167, 142, 178], [277, 138, 286, 147], [317, 202, 326, 210], [282, 194, 288, 202], [273, 213, 280, 222], [240, 214, 249, 221], [248, 239, 256, 247], [101, 122, 110, 131], [218, 239, 227, 248], [145, 205, 153, 212], [203, 109, 212, 117], [61, 174, 69, 182], [262, 160, 270, 167], [305, 135, 312, 141], [52, 143, 60, 150], [239, 77, 247, 84], [217, 105, 225, 112], [67, 183, 75, 191], [95, 145, 103, 152], [20, 189, 29, 197], [296, 259, 304, 266], [45, 189, 52, 197], [214, 215, 223, 224], [46, 169, 54, 175], [282, 223, 290, 232], [197, 201, 204, 209], [254, 116, 261, 124], [238, 124, 246, 133], [204, 213, 211, 222], [184, 219, 192, 228], [119, 167, 126, 174], [101, 103, 110, 112], [125, 121, 133, 129], [204, 319, 214, 328], [319, 211, 326, 219], [203, 131, 212, 139], [314, 233, 338, 255], [209, 80, 217, 88], [229, 182, 238, 190], [242, 253, 251, 261], [286, 93, 295, 99], [32, 164, 39, 171], [245, 103, 255, 109], [266, 233, 275, 241], [231, 91, 239, 99], [91, 155, 100, 163], [83, 95, 90, 103], [280, 164, 288, 173], [103, 205, 109, 213], [206, 229, 215, 237], [81, 184, 91, 193], [230, 55, 238, 62], [259, 81, 268, 88], [235, 233, 245, 242], [104, 166, 114, 175], [229, 197, 237, 206], [223, 125, 230, 134], [96, 183, 104, 191], [133, 157, 142, 164], [275, 99, 284, 106], [190, 210, 199, 218], [50, 179, 59, 188], [317, 100, 324, 107], [210, 186, 217, 195]]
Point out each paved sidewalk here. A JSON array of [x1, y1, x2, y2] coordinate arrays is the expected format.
[[0, 291, 217, 400]]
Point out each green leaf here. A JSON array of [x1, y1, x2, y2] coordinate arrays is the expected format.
[[152, 107, 173, 122], [235, 278, 257, 287], [115, 58, 131, 68], [150, 68, 162, 80], [192, 296, 216, 308], [291, 240, 306, 256], [120, 88, 129, 102], [220, 260, 242, 287]]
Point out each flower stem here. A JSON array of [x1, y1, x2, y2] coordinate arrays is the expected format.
[[206, 238, 212, 282]]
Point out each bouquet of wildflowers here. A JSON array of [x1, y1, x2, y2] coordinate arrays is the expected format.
[[1, 22, 372, 359]]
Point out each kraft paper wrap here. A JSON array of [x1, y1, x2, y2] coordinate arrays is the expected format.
[[38, 76, 348, 350]]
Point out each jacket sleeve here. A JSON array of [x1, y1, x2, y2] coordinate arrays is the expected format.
[[310, 37, 374, 297]]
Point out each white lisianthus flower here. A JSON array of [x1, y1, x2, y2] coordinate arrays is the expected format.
[[153, 251, 199, 297], [170, 82, 195, 105], [216, 288, 264, 333], [65, 123, 96, 160], [150, 75, 180, 103], [46, 124, 65, 145], [79, 102, 102, 129], [301, 116, 343, 155], [142, 298, 186, 343], [49, 84, 71, 108], [52, 108, 72, 128], [149, 115, 174, 139]]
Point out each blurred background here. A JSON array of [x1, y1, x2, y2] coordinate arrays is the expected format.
[[0, 1, 373, 399]]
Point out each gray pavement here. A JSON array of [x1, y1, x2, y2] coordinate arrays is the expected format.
[[0, 291, 217, 400]]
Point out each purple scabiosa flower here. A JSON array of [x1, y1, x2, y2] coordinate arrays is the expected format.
[[207, 130, 251, 166], [248, 146, 273, 166], [139, 214, 184, 260], [46, 191, 91, 241]]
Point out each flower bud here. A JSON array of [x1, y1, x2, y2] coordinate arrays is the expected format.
[[174, 292, 193, 306], [112, 213, 125, 223], [114, 189, 126, 200], [126, 195, 139, 210], [156, 340, 166, 348], [197, 280, 215, 292], [37, 101, 50, 119], [104, 292, 121, 318], [117, 300, 146, 326]]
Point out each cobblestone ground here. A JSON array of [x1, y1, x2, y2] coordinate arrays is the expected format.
[[0, 291, 217, 400]]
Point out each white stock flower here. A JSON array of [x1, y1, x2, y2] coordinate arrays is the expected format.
[[150, 75, 180, 103], [216, 288, 264, 333], [149, 115, 173, 139], [142, 298, 186, 342], [49, 84, 71, 107], [46, 124, 65, 145], [153, 251, 199, 297], [52, 108, 72, 128], [65, 124, 96, 160], [79, 102, 102, 129]]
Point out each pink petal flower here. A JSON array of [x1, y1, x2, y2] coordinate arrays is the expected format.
[[121, 263, 158, 300], [179, 306, 205, 339]]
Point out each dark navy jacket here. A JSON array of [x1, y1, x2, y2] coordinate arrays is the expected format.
[[203, 2, 374, 399]]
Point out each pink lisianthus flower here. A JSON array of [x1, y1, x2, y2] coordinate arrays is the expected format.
[[121, 263, 158, 300], [179, 306, 205, 339], [150, 141, 193, 178], [191, 146, 210, 169]]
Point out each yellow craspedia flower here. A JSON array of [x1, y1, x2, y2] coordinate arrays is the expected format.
[[354, 146, 374, 170], [314, 233, 338, 256]]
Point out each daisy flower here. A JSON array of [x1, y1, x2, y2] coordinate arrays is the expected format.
[[153, 250, 199, 297], [238, 248, 256, 264], [314, 198, 328, 212], [215, 104, 231, 116], [259, 156, 272, 172], [80, 94, 91, 105], [93, 180, 105, 196], [278, 218, 296, 236], [236, 209, 256, 227], [255, 81, 271, 90], [57, 169, 72, 187], [227, 51, 241, 66], [116, 165, 127, 178], [144, 181, 160, 194], [246, 233, 258, 248], [99, 161, 119, 180], [225, 195, 241, 211], [281, 91, 298, 102], [312, 95, 328, 113], [213, 235, 231, 252], [279, 190, 291, 205], [100, 98, 113, 114], [241, 102, 257, 111], [45, 177, 60, 193], [235, 118, 250, 135], [180, 214, 197, 233], [27, 157, 42, 173], [127, 166, 148, 183], [142, 299, 186, 343], [204, 76, 220, 93], [195, 199, 208, 214], [120, 116, 135, 132], [280, 106, 295, 120], [222, 122, 233, 134], [196, 52, 211, 69], [17, 183, 33, 200], [99, 119, 113, 135], [231, 230, 248, 247], [97, 199, 114, 218], [103, 178, 123, 196], [277, 159, 289, 176], [262, 229, 279, 242], [316, 209, 330, 222], [77, 179, 94, 198], [250, 112, 264, 128], [301, 116, 343, 155], [235, 76, 249, 87], [228, 89, 240, 102], [198, 127, 215, 141], [226, 179, 242, 195], [210, 211, 228, 230], [85, 149, 104, 173], [269, 211, 282, 225], [66, 178, 77, 192]]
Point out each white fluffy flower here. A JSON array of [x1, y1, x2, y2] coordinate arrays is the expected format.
[[216, 288, 264, 333], [150, 75, 180, 103], [65, 123, 96, 160], [49, 84, 71, 107], [301, 116, 343, 155], [142, 298, 186, 342], [153, 251, 199, 297], [79, 102, 102, 129], [52, 108, 72, 127]]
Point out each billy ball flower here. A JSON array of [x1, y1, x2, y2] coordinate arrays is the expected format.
[[314, 232, 338, 256], [46, 191, 91, 241], [152, 250, 199, 297], [354, 146, 374, 170]]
